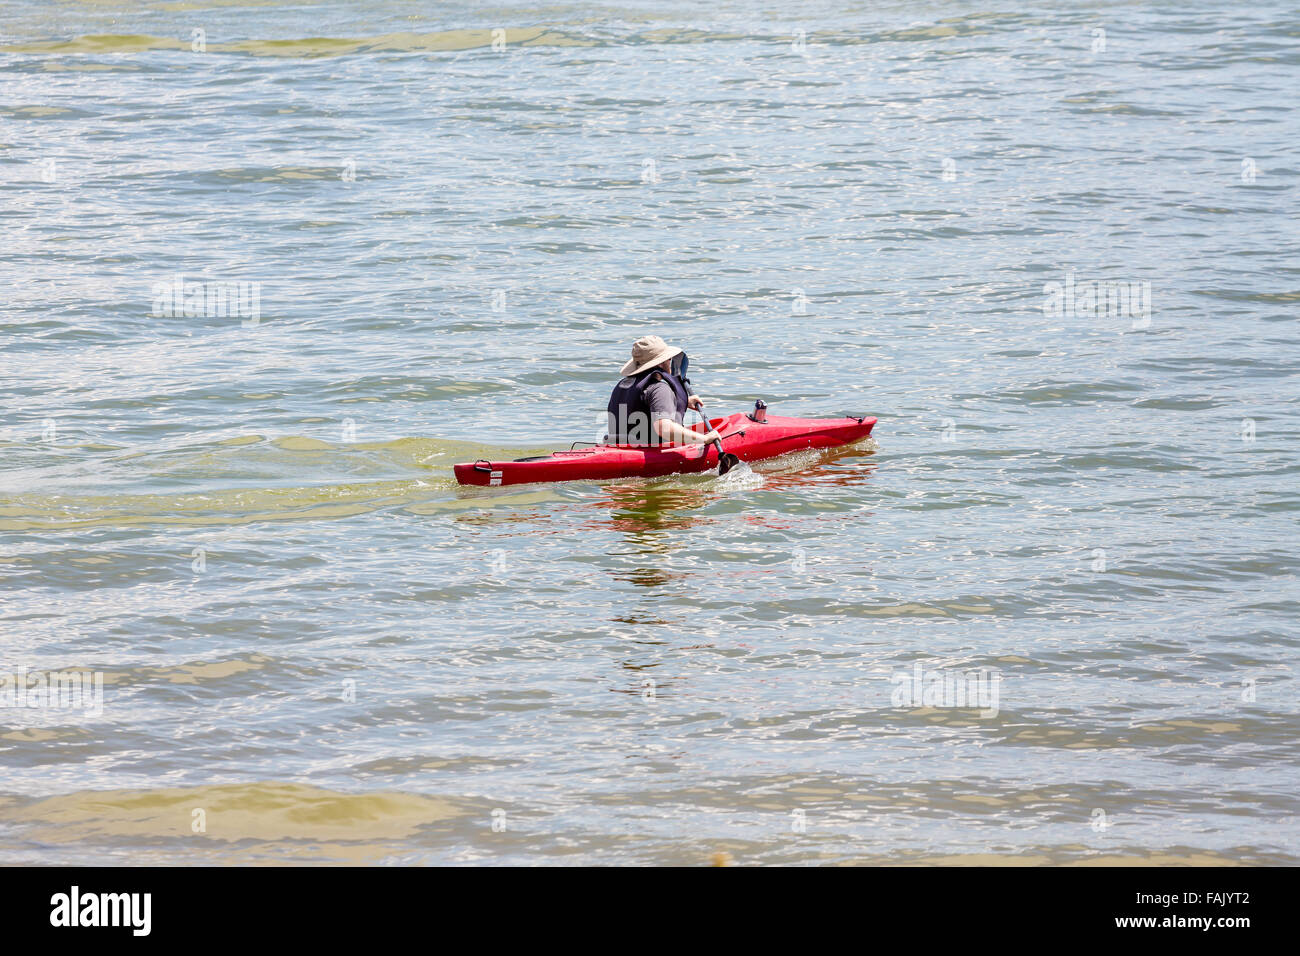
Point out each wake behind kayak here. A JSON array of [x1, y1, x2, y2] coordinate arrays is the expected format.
[[454, 406, 876, 487]]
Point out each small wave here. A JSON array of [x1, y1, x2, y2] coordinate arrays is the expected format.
[[1, 28, 581, 58], [4, 782, 470, 860], [0, 477, 455, 531]]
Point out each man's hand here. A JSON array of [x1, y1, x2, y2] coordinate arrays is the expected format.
[[686, 395, 704, 411], [694, 429, 721, 445]]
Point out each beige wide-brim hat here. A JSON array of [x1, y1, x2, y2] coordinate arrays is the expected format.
[[620, 335, 683, 377]]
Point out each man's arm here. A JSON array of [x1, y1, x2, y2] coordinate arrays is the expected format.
[[654, 418, 719, 445], [646, 380, 718, 445]]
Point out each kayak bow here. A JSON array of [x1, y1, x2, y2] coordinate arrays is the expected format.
[[453, 409, 876, 487]]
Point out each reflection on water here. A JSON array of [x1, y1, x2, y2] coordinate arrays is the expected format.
[[601, 482, 716, 586]]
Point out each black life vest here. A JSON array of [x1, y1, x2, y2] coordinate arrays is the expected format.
[[606, 370, 690, 445]]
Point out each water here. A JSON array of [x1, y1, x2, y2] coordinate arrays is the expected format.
[[1, 1, 1297, 865]]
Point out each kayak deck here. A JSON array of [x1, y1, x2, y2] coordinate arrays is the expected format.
[[453, 412, 875, 487]]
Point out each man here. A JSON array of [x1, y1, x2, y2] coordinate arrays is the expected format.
[[606, 335, 722, 446]]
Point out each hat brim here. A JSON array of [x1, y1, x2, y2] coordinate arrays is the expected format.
[[620, 345, 683, 377]]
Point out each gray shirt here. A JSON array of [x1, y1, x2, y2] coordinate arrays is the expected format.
[[645, 380, 683, 426]]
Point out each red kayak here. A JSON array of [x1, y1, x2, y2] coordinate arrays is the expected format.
[[454, 409, 876, 487]]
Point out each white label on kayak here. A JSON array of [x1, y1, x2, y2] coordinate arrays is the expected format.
[[490, 470, 502, 477], [490, 477, 502, 486]]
